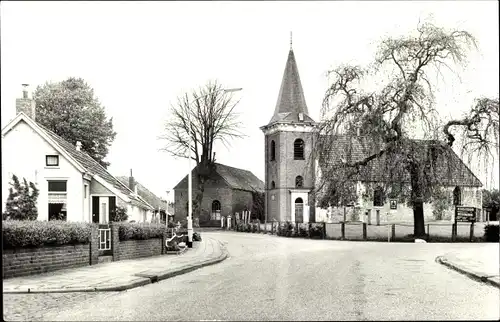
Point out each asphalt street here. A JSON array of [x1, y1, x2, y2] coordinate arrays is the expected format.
[[4, 232, 499, 321]]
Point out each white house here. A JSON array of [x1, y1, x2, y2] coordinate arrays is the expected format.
[[314, 136, 483, 224], [1, 86, 154, 223], [117, 171, 174, 223]]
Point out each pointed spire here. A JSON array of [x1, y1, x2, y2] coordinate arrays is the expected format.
[[268, 37, 314, 125]]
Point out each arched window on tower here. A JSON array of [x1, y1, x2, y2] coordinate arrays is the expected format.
[[295, 176, 303, 188], [270, 140, 276, 161], [373, 186, 385, 207], [453, 186, 461, 206], [294, 139, 304, 160], [271, 181, 276, 189], [211, 200, 221, 220]]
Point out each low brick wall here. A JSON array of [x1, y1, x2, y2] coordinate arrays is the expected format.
[[118, 238, 163, 261], [2, 224, 170, 279], [2, 244, 90, 279]]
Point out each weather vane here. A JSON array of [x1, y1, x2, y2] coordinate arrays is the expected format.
[[290, 31, 293, 49]]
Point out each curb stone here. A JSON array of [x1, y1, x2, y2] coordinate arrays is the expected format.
[[436, 256, 500, 288], [3, 239, 229, 294], [4, 287, 99, 294]]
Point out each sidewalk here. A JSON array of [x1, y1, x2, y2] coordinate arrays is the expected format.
[[436, 244, 500, 288], [2, 237, 228, 294]]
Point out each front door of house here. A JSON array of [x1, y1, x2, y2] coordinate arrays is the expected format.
[[92, 196, 100, 223], [295, 198, 304, 223], [92, 196, 116, 224]]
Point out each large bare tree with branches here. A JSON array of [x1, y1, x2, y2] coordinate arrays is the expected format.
[[316, 20, 499, 238], [161, 81, 243, 221]]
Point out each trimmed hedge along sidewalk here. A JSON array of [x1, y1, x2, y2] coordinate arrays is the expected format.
[[3, 220, 92, 248], [2, 220, 179, 248], [117, 222, 169, 241], [2, 220, 204, 279]]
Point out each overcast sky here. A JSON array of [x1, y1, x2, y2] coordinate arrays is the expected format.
[[1, 1, 499, 200]]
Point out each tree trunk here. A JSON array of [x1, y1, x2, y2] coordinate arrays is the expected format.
[[412, 200, 426, 238], [410, 162, 426, 238]]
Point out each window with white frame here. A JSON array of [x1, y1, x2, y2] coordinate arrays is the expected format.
[[48, 180, 67, 221], [46, 155, 59, 167]]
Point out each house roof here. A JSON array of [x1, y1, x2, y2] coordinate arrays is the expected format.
[[318, 135, 483, 187], [2, 113, 154, 210], [174, 163, 265, 193], [215, 163, 265, 192], [116, 176, 171, 214], [268, 49, 315, 125]]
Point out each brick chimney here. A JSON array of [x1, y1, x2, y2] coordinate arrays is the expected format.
[[129, 169, 134, 190], [16, 84, 36, 120], [129, 169, 138, 195], [76, 141, 82, 151]]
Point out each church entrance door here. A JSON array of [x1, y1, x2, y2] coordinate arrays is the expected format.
[[295, 197, 304, 223]]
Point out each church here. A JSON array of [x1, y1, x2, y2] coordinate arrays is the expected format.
[[260, 42, 483, 224]]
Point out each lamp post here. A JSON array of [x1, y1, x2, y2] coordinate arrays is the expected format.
[[165, 190, 170, 224], [186, 87, 242, 248]]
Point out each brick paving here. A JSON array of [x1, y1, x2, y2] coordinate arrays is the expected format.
[[3, 237, 225, 293], [3, 237, 227, 321]]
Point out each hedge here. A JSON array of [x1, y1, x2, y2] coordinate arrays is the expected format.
[[484, 224, 499, 242], [117, 222, 168, 241], [2, 220, 92, 249]]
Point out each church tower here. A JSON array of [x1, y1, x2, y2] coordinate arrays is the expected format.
[[260, 38, 317, 223]]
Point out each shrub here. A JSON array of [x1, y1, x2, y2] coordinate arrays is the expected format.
[[110, 206, 128, 222], [2, 175, 39, 221], [193, 231, 202, 241], [236, 222, 249, 232], [484, 224, 499, 242], [117, 222, 168, 241], [277, 221, 294, 237], [181, 218, 200, 229], [309, 224, 324, 238], [298, 223, 308, 238], [2, 220, 92, 248], [432, 188, 452, 220]]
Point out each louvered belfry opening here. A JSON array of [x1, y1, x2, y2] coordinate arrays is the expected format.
[[270, 140, 276, 161], [294, 139, 304, 160]]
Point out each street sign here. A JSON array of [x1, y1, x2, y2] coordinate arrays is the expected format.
[[455, 206, 477, 223], [390, 199, 397, 210]]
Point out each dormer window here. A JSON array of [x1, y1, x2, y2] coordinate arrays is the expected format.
[[298, 113, 304, 121], [46, 155, 59, 166]]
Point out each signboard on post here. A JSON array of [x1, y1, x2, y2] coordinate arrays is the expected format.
[[390, 199, 397, 210], [455, 206, 477, 223]]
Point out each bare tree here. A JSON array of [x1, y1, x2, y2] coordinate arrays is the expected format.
[[161, 81, 243, 220], [315, 20, 498, 238], [444, 97, 499, 165]]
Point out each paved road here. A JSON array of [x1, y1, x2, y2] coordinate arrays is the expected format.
[[4, 232, 499, 321]]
